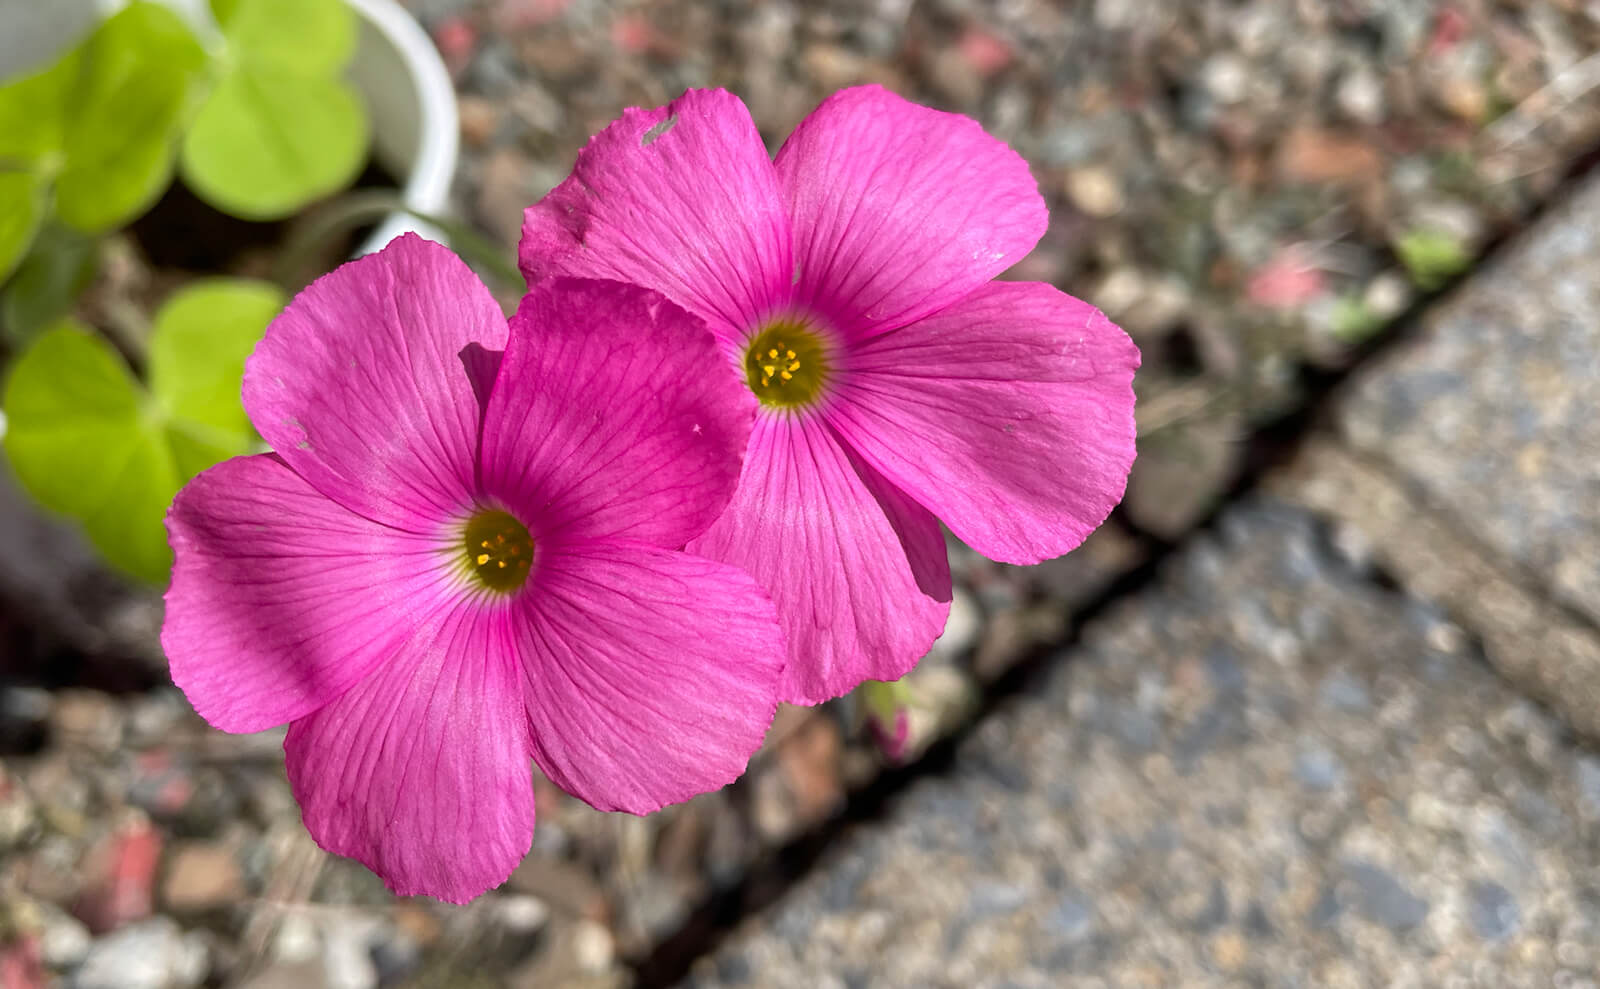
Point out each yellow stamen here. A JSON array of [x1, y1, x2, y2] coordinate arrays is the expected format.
[[742, 320, 831, 410], [461, 510, 534, 594]]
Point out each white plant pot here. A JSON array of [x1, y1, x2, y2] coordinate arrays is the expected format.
[[342, 0, 459, 255], [0, 0, 458, 257]]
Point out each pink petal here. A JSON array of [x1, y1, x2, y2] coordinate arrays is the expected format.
[[519, 543, 783, 813], [775, 85, 1047, 340], [243, 234, 507, 531], [285, 603, 533, 903], [829, 281, 1139, 565], [164, 454, 458, 734], [688, 415, 951, 705], [480, 278, 754, 549], [518, 89, 791, 344]]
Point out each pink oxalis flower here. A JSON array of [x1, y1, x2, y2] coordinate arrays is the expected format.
[[162, 235, 785, 902], [520, 86, 1140, 704]]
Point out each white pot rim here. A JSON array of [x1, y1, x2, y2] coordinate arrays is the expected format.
[[343, 0, 458, 256]]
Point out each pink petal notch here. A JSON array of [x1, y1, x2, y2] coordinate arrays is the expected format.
[[519, 89, 793, 343], [519, 544, 784, 813], [776, 85, 1049, 339], [831, 281, 1140, 565], [242, 234, 507, 531], [689, 415, 951, 705], [285, 603, 535, 903], [163, 454, 458, 734], [480, 278, 755, 549]]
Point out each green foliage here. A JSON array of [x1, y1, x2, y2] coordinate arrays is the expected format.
[[0, 0, 370, 286], [0, 172, 46, 282], [211, 0, 357, 74], [0, 48, 80, 162], [7, 4, 204, 227], [181, 0, 368, 220], [1329, 294, 1385, 345], [1394, 229, 1472, 292], [55, 2, 208, 230], [147, 280, 283, 444], [1, 226, 98, 344], [0, 1, 205, 272], [182, 72, 367, 221], [3, 281, 284, 583]]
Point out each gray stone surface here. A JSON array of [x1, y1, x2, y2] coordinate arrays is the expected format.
[[1272, 439, 1600, 739], [686, 503, 1600, 988], [1339, 175, 1600, 628]]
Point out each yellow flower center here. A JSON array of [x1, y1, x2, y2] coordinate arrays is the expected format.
[[743, 320, 830, 409], [462, 510, 533, 594]]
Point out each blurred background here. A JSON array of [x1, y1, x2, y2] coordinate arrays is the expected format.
[[3, 0, 1600, 986]]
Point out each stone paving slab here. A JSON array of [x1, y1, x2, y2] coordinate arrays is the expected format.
[[1337, 174, 1600, 628], [685, 502, 1600, 989], [1271, 438, 1600, 739]]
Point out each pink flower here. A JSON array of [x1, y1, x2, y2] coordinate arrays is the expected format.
[[162, 235, 784, 903], [519, 86, 1139, 704]]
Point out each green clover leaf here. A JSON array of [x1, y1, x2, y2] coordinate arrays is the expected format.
[[181, 0, 368, 221], [3, 280, 284, 583], [0, 1, 206, 256], [0, 171, 48, 283], [1, 225, 99, 344]]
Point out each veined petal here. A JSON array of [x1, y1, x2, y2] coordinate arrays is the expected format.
[[688, 415, 951, 705], [285, 602, 533, 903], [481, 278, 753, 548], [776, 85, 1046, 340], [164, 454, 457, 734], [243, 234, 507, 531], [829, 282, 1139, 564], [518, 543, 783, 813], [518, 89, 792, 345]]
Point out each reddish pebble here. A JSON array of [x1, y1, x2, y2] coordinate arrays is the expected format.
[[75, 819, 162, 933], [1248, 248, 1326, 309], [433, 16, 477, 75], [958, 28, 1012, 77]]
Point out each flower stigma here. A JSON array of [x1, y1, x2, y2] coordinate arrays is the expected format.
[[742, 319, 830, 409], [462, 510, 534, 594]]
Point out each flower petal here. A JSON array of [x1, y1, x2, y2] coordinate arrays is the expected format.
[[164, 454, 457, 734], [285, 603, 533, 903], [242, 233, 507, 531], [829, 281, 1139, 564], [688, 415, 951, 705], [519, 543, 783, 813], [481, 278, 754, 548], [518, 89, 791, 345], [775, 85, 1047, 339]]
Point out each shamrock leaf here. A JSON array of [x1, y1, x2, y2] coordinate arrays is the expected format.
[[148, 279, 283, 444], [1, 225, 98, 344], [181, 0, 368, 220], [0, 3, 206, 243], [210, 0, 357, 75], [3, 280, 284, 583], [0, 172, 47, 283]]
